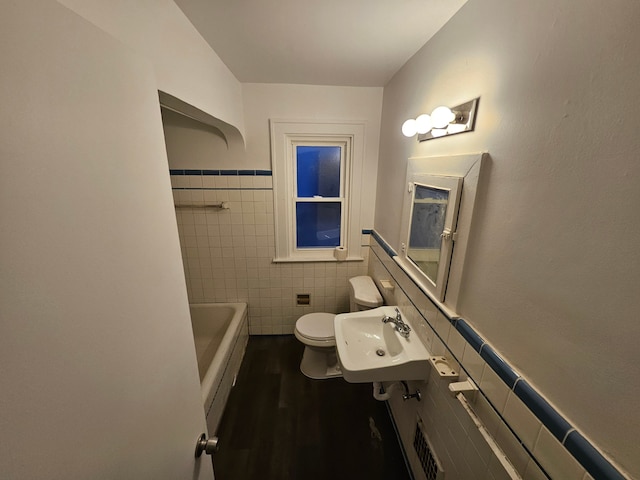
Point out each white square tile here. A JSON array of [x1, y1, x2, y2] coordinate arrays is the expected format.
[[217, 214, 231, 226], [502, 390, 542, 451], [533, 427, 585, 480], [461, 342, 486, 383], [203, 190, 217, 202], [253, 176, 266, 188], [202, 176, 216, 188], [216, 190, 230, 202], [241, 201, 255, 213], [189, 175, 203, 188], [171, 176, 189, 188], [240, 176, 254, 189], [523, 459, 548, 480], [446, 326, 466, 361], [492, 420, 532, 475], [194, 224, 208, 236], [207, 225, 221, 237]]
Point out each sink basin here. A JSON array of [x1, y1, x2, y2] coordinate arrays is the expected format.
[[334, 306, 431, 383]]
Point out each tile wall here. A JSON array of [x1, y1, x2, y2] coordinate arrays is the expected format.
[[170, 170, 369, 334], [169, 169, 626, 479], [368, 232, 626, 480]]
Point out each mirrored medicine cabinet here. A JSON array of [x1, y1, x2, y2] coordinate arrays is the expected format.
[[396, 153, 486, 309]]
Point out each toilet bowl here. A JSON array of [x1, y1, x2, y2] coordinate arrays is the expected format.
[[294, 276, 383, 379]]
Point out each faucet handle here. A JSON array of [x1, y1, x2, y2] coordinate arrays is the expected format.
[[396, 323, 411, 338]]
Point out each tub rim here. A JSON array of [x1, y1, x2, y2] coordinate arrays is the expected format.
[[189, 302, 248, 411]]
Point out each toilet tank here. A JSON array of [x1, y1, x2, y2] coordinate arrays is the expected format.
[[349, 276, 383, 311]]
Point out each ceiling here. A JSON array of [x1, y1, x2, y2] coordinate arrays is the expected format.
[[174, 0, 467, 87]]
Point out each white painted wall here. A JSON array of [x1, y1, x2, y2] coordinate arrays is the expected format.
[[161, 108, 231, 169], [242, 83, 383, 226], [0, 2, 213, 478], [375, 0, 640, 476], [58, 0, 245, 137]]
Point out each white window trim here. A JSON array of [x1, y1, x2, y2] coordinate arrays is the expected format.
[[270, 119, 366, 262]]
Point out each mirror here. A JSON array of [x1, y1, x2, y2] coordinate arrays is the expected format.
[[400, 174, 462, 301], [407, 184, 449, 283]]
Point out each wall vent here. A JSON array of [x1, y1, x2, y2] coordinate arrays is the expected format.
[[413, 416, 445, 480]]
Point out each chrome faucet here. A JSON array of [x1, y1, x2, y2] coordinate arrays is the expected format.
[[382, 308, 411, 338]]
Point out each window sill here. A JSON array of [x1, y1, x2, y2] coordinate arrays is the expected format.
[[272, 256, 364, 263]]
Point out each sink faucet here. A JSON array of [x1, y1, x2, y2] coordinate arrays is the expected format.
[[382, 308, 411, 338]]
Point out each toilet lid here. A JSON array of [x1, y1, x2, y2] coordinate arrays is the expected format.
[[296, 313, 335, 340]]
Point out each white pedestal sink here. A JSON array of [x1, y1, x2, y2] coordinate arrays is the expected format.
[[334, 306, 431, 383]]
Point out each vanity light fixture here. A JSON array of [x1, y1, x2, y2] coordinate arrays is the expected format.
[[402, 98, 479, 141]]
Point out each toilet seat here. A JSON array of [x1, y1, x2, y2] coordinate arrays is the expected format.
[[294, 312, 336, 347]]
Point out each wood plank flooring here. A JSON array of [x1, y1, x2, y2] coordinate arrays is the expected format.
[[213, 335, 412, 480]]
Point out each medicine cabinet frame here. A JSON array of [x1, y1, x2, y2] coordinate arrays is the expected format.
[[401, 175, 463, 301], [395, 153, 487, 313]]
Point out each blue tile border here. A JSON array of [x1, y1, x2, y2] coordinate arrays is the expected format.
[[479, 344, 520, 389], [565, 431, 625, 480], [369, 230, 627, 480], [169, 169, 272, 176], [371, 229, 398, 258], [455, 319, 485, 352], [514, 380, 572, 442]]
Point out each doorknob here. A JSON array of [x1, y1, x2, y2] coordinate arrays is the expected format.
[[195, 433, 219, 457]]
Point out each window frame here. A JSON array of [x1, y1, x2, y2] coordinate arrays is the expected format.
[[270, 120, 365, 262], [292, 141, 347, 250]]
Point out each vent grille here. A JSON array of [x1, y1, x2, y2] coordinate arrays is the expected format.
[[413, 416, 444, 480]]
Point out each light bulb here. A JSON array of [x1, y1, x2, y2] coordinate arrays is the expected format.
[[430, 106, 455, 128], [431, 128, 448, 138], [447, 123, 466, 134], [415, 114, 432, 134], [402, 118, 418, 137]]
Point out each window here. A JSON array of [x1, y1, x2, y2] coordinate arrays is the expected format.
[[270, 120, 365, 262], [295, 144, 344, 248]]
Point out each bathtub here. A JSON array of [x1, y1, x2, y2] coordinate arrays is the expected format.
[[190, 302, 248, 434]]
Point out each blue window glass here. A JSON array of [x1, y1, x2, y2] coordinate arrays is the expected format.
[[296, 146, 341, 198], [296, 202, 341, 248]]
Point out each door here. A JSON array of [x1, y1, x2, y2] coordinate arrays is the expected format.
[[0, 3, 213, 479]]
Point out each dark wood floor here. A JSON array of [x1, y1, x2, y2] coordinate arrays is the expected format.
[[214, 335, 412, 480]]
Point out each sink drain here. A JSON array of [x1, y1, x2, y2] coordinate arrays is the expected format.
[[376, 349, 386, 357]]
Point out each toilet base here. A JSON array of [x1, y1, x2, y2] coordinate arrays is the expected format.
[[299, 346, 343, 380]]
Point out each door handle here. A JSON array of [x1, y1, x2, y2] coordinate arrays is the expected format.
[[195, 433, 219, 457]]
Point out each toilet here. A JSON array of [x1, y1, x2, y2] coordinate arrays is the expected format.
[[294, 275, 383, 379]]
